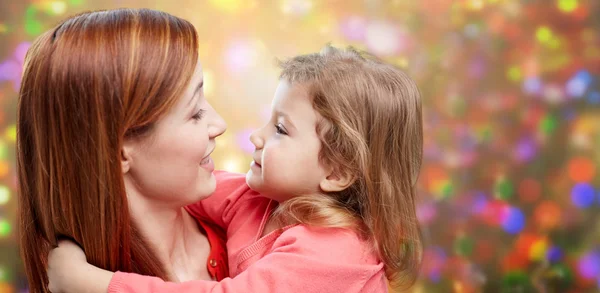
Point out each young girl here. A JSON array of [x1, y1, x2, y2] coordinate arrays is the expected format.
[[47, 45, 424, 293]]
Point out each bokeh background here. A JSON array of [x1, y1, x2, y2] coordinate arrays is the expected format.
[[0, 0, 599, 292]]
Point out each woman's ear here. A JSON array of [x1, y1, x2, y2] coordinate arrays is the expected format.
[[121, 143, 134, 174]]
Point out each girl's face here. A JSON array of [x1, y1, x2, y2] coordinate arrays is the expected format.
[[246, 80, 329, 201]]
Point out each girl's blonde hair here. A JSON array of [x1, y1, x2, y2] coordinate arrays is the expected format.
[[273, 45, 423, 291]]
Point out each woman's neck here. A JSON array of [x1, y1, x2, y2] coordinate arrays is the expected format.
[[127, 193, 212, 282]]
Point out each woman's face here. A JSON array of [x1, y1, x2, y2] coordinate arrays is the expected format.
[[122, 61, 227, 208]]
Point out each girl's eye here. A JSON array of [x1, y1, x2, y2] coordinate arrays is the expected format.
[[275, 123, 288, 135]]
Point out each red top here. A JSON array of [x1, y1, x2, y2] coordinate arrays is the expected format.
[[193, 216, 229, 281]]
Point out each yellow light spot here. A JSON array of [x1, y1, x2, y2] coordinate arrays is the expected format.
[[466, 0, 484, 10], [203, 70, 214, 97], [0, 185, 9, 205], [5, 125, 16, 143], [557, 0, 578, 12], [48, 1, 67, 15], [507, 66, 522, 82], [0, 140, 6, 160], [223, 158, 243, 173], [529, 239, 548, 261], [0, 162, 8, 179], [209, 0, 244, 14], [392, 57, 409, 68], [536, 26, 553, 43], [215, 132, 232, 149], [548, 37, 561, 49]]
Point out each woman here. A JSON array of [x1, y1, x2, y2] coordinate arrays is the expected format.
[[17, 8, 228, 292]]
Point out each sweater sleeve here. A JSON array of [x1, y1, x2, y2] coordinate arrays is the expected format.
[[185, 171, 260, 230], [107, 228, 386, 293]]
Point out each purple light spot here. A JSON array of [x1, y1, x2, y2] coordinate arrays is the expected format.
[[236, 129, 255, 154], [546, 246, 563, 263], [339, 16, 367, 41], [523, 77, 542, 95], [416, 201, 437, 224], [514, 137, 536, 162], [14, 42, 31, 63], [0, 60, 20, 81], [578, 251, 600, 280]]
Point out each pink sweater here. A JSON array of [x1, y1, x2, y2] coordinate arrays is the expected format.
[[108, 171, 388, 293]]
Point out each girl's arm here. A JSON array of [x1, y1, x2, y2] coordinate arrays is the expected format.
[[47, 240, 112, 293], [186, 171, 261, 229], [48, 229, 385, 293]]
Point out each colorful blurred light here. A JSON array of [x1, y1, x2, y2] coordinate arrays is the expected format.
[[454, 235, 474, 257], [0, 219, 11, 238], [518, 178, 541, 203], [4, 125, 16, 143], [566, 70, 592, 98], [236, 129, 255, 154], [0, 61, 20, 82], [48, 1, 68, 15], [0, 140, 7, 160], [24, 6, 43, 36], [416, 201, 437, 225], [539, 114, 558, 135], [0, 185, 9, 206], [203, 70, 214, 97], [365, 21, 406, 56], [568, 157, 595, 183], [543, 84, 565, 105], [570, 183, 596, 208], [536, 26, 553, 43], [507, 66, 522, 82], [534, 200, 561, 230], [494, 177, 514, 200], [209, 0, 245, 13], [558, 0, 578, 13], [224, 39, 262, 74], [0, 282, 14, 293], [222, 157, 246, 173], [466, 0, 484, 11], [547, 246, 563, 263], [281, 0, 313, 16], [523, 77, 542, 95], [588, 91, 600, 104], [529, 238, 548, 261], [513, 137, 537, 162], [502, 207, 525, 234], [577, 251, 600, 280], [339, 16, 367, 41]]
